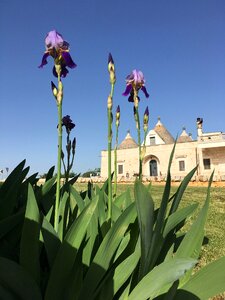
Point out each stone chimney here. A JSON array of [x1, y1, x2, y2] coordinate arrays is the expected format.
[[197, 117, 203, 137]]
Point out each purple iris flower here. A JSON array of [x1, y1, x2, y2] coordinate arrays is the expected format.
[[122, 69, 149, 102], [62, 115, 75, 132], [39, 30, 77, 78]]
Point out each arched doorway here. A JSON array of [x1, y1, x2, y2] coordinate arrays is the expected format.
[[149, 159, 158, 176]]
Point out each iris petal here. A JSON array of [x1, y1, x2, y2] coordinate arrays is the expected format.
[[61, 67, 69, 78], [128, 95, 134, 102], [141, 86, 149, 98], [128, 95, 140, 102], [61, 41, 70, 50], [45, 30, 64, 50], [122, 84, 132, 96], [52, 66, 69, 78], [38, 53, 50, 68], [61, 52, 77, 69], [126, 73, 134, 82]]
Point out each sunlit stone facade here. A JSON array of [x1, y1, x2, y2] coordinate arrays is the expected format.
[[100, 118, 225, 182]]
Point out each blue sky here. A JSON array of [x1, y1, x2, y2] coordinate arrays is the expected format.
[[0, 0, 225, 177]]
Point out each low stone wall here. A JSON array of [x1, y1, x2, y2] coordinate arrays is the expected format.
[[74, 175, 225, 186], [10, 175, 225, 187]]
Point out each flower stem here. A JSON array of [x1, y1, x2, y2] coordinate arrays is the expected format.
[[55, 75, 63, 232], [113, 124, 119, 197], [134, 91, 142, 181], [61, 155, 66, 177], [107, 83, 114, 223], [136, 108, 142, 181], [65, 132, 71, 184]]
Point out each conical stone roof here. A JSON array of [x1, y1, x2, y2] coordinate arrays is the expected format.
[[118, 131, 138, 149], [154, 118, 175, 144], [177, 127, 193, 143]]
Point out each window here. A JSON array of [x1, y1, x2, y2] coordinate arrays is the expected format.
[[179, 160, 185, 171], [150, 136, 156, 145], [203, 158, 211, 170], [118, 164, 123, 174]]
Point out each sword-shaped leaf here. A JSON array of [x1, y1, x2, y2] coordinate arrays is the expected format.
[[44, 195, 99, 300], [78, 203, 136, 300], [134, 180, 154, 279], [20, 184, 41, 285], [128, 258, 196, 300], [0, 257, 42, 300], [174, 256, 225, 299]]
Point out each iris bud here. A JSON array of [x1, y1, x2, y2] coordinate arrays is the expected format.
[[116, 105, 120, 127], [107, 95, 113, 110], [108, 53, 116, 84], [51, 81, 58, 98], [72, 137, 76, 155], [143, 107, 149, 132]]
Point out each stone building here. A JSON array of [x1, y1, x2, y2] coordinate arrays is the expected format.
[[100, 118, 225, 182]]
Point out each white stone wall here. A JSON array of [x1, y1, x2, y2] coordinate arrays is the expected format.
[[100, 148, 139, 179], [200, 147, 225, 180], [101, 142, 225, 181], [142, 141, 197, 180]]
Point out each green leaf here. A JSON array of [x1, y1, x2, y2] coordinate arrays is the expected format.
[[67, 173, 80, 186], [134, 180, 154, 279], [0, 209, 25, 239], [169, 166, 198, 215], [147, 143, 176, 270], [176, 173, 213, 260], [41, 216, 61, 268], [101, 177, 109, 195], [0, 161, 29, 219], [63, 244, 84, 300], [128, 258, 196, 300], [45, 166, 55, 181], [118, 280, 131, 300], [175, 172, 214, 285], [78, 203, 136, 300], [114, 188, 132, 211], [70, 185, 85, 213], [41, 176, 56, 196], [82, 200, 99, 267], [175, 256, 225, 300], [0, 160, 26, 200], [58, 192, 69, 241], [44, 195, 99, 300], [113, 243, 140, 295], [114, 233, 131, 261], [112, 202, 122, 222], [20, 184, 41, 285], [0, 257, 42, 300], [97, 189, 107, 229], [163, 203, 198, 238], [23, 172, 39, 186], [0, 285, 16, 299]]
